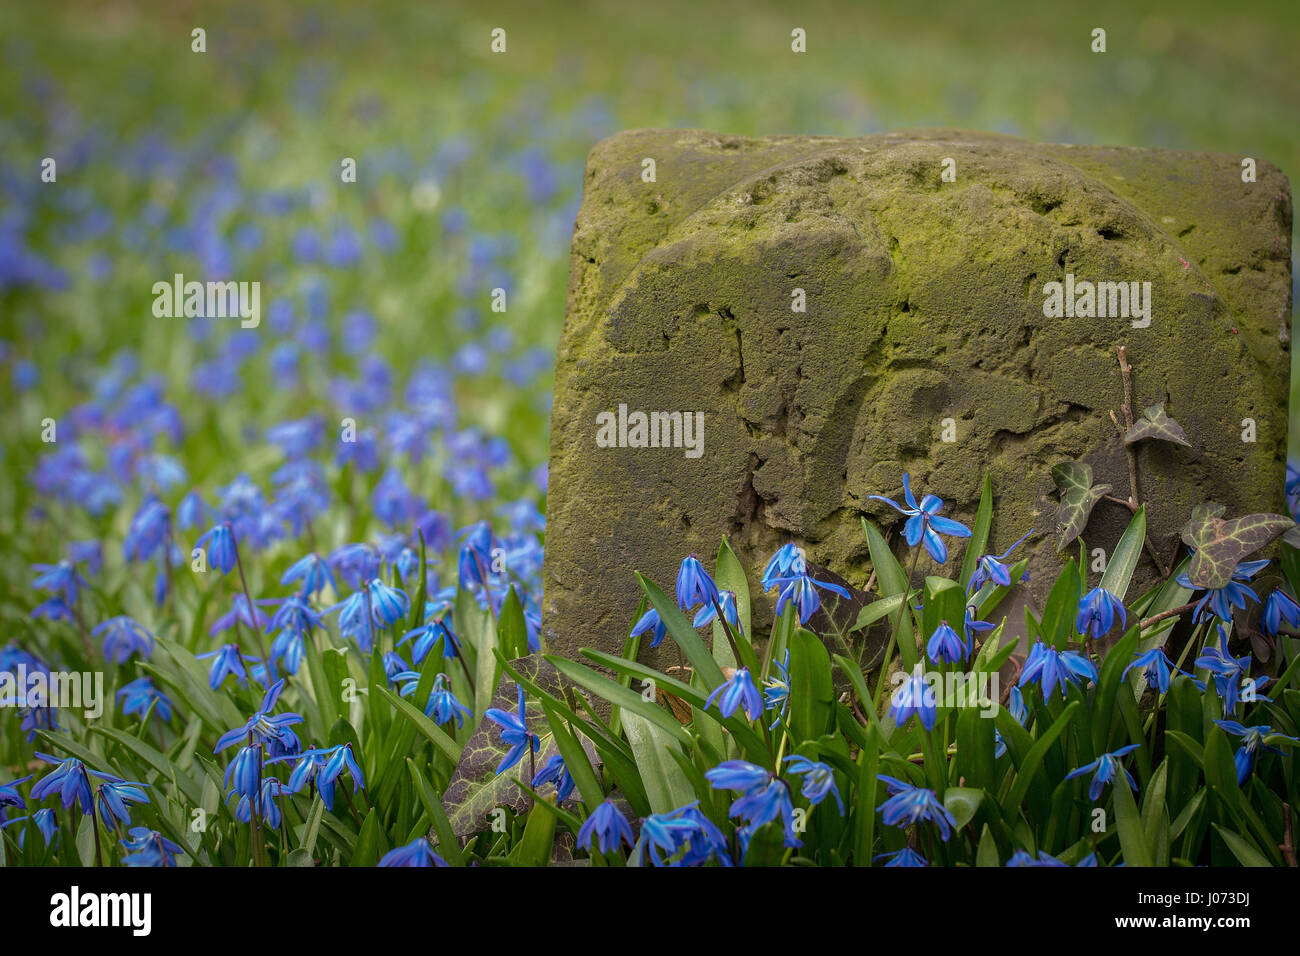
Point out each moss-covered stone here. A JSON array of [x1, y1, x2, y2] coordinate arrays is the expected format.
[[543, 128, 1292, 671]]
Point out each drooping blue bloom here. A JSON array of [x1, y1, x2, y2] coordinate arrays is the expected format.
[[1262, 589, 1300, 637], [704, 667, 763, 720], [675, 555, 720, 611], [228, 777, 289, 829], [876, 775, 957, 841], [210, 593, 272, 639], [771, 573, 852, 625], [577, 799, 635, 855], [176, 489, 207, 531], [1007, 685, 1028, 725], [117, 677, 172, 722], [1213, 720, 1299, 784], [399, 617, 461, 662], [396, 672, 471, 728], [761, 543, 806, 592], [30, 754, 119, 814], [314, 744, 365, 810], [120, 827, 182, 867], [215, 679, 303, 756], [630, 607, 668, 648], [693, 589, 745, 636], [705, 760, 772, 794], [362, 578, 408, 627], [484, 686, 539, 775], [633, 812, 703, 867], [670, 803, 733, 867], [1178, 558, 1269, 623], [0, 808, 58, 849], [93, 616, 154, 663], [379, 837, 449, 867], [1076, 586, 1126, 639], [1066, 744, 1140, 801], [196, 643, 254, 690], [0, 774, 33, 822], [763, 650, 791, 729], [196, 522, 238, 574], [967, 530, 1033, 592], [328, 542, 382, 590], [926, 620, 968, 664], [323, 589, 376, 650], [123, 498, 171, 562], [224, 745, 263, 798], [95, 780, 151, 831], [531, 754, 576, 803], [889, 666, 938, 731], [874, 847, 929, 867], [1019, 640, 1098, 701], [1123, 648, 1180, 694], [785, 755, 845, 813], [1194, 631, 1253, 715], [1007, 849, 1069, 867], [868, 474, 972, 564], [31, 559, 88, 606], [732, 780, 803, 853], [281, 552, 337, 598]]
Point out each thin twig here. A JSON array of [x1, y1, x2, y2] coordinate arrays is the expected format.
[[1109, 346, 1172, 577], [1138, 602, 1198, 631], [1281, 804, 1297, 867]]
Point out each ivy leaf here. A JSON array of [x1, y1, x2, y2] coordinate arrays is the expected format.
[[1182, 506, 1295, 589], [1051, 461, 1111, 551], [442, 655, 597, 838], [1124, 403, 1191, 448]]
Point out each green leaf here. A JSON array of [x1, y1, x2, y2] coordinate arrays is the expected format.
[[960, 472, 994, 590], [497, 585, 530, 660], [715, 536, 754, 665], [851, 594, 905, 632], [1111, 768, 1153, 867], [377, 685, 461, 762], [350, 808, 388, 867], [1004, 700, 1081, 810], [622, 711, 695, 814], [789, 628, 835, 742], [1100, 505, 1146, 601], [976, 824, 1000, 867], [1182, 508, 1295, 589], [1212, 825, 1271, 866], [1051, 461, 1111, 551], [943, 787, 984, 831], [76, 815, 96, 866], [1040, 559, 1081, 650], [1124, 403, 1191, 447], [636, 574, 725, 688]]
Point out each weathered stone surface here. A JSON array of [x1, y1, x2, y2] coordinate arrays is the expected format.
[[542, 128, 1292, 671]]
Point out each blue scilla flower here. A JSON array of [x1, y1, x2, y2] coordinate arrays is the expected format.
[[1, 808, 58, 849], [379, 837, 449, 867], [329, 543, 383, 590], [120, 827, 182, 867], [1178, 558, 1269, 623], [93, 616, 153, 663], [314, 744, 365, 810], [31, 559, 88, 606], [577, 799, 635, 855], [176, 489, 207, 531], [1194, 631, 1253, 715], [118, 677, 172, 722], [124, 499, 171, 563], [531, 754, 576, 803], [868, 473, 972, 564], [967, 531, 1033, 592], [785, 755, 845, 813], [671, 803, 733, 867], [1019, 640, 1098, 701], [1213, 720, 1299, 784], [95, 780, 150, 831], [630, 607, 668, 648], [705, 760, 771, 794], [705, 667, 763, 721], [877, 775, 957, 841], [1262, 589, 1300, 637], [889, 666, 938, 731], [1007, 849, 1069, 867], [210, 594, 270, 638], [224, 745, 263, 797], [1076, 586, 1126, 639], [730, 778, 801, 850], [634, 812, 702, 867], [484, 686, 539, 775], [771, 572, 852, 625], [397, 672, 471, 728], [1066, 744, 1140, 801], [0, 774, 33, 824], [874, 847, 929, 867], [400, 617, 461, 663], [762, 543, 807, 591], [1123, 648, 1180, 694], [693, 589, 745, 636], [228, 777, 289, 829], [30, 754, 119, 814], [367, 578, 410, 627], [215, 679, 303, 756], [763, 650, 791, 729], [926, 620, 968, 664], [196, 522, 238, 574], [196, 643, 253, 690], [1007, 685, 1028, 725], [325, 589, 376, 650], [675, 555, 720, 611], [963, 606, 997, 648], [281, 552, 336, 598]]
